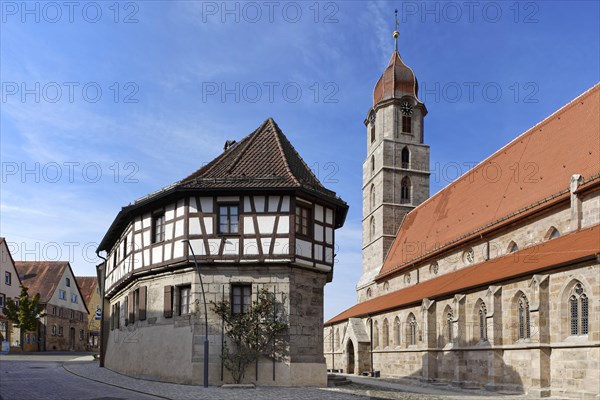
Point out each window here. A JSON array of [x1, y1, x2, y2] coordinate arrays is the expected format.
[[508, 241, 519, 253], [70, 310, 74, 320], [152, 212, 165, 243], [178, 285, 191, 315], [371, 155, 375, 172], [219, 204, 239, 234], [400, 177, 411, 204], [232, 284, 251, 314], [71, 293, 78, 303], [0, 293, 4, 307], [4, 272, 11, 285], [547, 226, 561, 240], [408, 314, 417, 345], [366, 287, 372, 298], [369, 217, 375, 241], [463, 248, 475, 264], [402, 116, 412, 133], [123, 235, 128, 257], [335, 329, 340, 349], [370, 126, 375, 143], [295, 205, 311, 237], [58, 326, 63, 336], [382, 319, 389, 347], [401, 147, 410, 169], [373, 321, 379, 348], [79, 312, 83, 321], [446, 309, 454, 343], [570, 283, 589, 336], [518, 294, 531, 340], [80, 330, 84, 340], [370, 185, 375, 211], [394, 316, 401, 346], [52, 306, 56, 315], [479, 302, 488, 341], [52, 325, 57, 336], [66, 277, 70, 287], [26, 334, 30, 344], [58, 308, 63, 317], [58, 290, 66, 300]]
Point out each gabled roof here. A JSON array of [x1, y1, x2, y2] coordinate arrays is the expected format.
[[326, 225, 600, 325], [378, 84, 600, 279], [76, 276, 98, 309], [14, 261, 89, 313], [0, 237, 22, 287], [98, 117, 348, 252]]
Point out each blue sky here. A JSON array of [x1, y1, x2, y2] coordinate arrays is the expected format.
[[1, 1, 598, 320]]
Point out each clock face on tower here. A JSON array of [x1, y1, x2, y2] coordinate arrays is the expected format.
[[401, 102, 413, 115]]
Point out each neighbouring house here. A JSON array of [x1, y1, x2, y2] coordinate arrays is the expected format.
[[15, 262, 90, 351], [96, 117, 348, 386], [77, 276, 101, 350], [0, 238, 22, 352], [323, 31, 600, 399]]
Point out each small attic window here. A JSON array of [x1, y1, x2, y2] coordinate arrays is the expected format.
[[66, 278, 70, 287], [508, 241, 519, 253]]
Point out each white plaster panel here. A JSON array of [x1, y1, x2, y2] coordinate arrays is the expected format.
[[243, 239, 260, 255], [296, 239, 311, 258], [325, 247, 333, 263], [244, 196, 251, 212], [258, 216, 276, 234], [277, 216, 290, 234], [142, 213, 151, 229], [254, 196, 265, 212], [142, 231, 150, 247], [190, 239, 206, 256], [281, 196, 290, 212], [244, 217, 255, 235], [165, 204, 175, 221], [207, 239, 221, 255], [133, 234, 142, 252], [164, 243, 172, 261], [325, 228, 333, 244], [200, 197, 213, 213], [262, 238, 272, 255], [133, 251, 142, 270], [189, 197, 198, 212], [134, 217, 142, 231], [175, 220, 184, 238], [189, 218, 201, 235], [315, 204, 324, 222], [176, 199, 185, 217], [268, 196, 280, 212], [152, 246, 163, 264], [143, 249, 150, 266], [173, 241, 184, 258], [273, 238, 289, 255], [314, 224, 323, 242], [223, 239, 239, 255], [165, 223, 174, 240], [314, 244, 323, 261], [203, 217, 213, 235], [326, 208, 333, 224]]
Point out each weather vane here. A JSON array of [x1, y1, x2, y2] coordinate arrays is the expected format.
[[393, 9, 400, 51]]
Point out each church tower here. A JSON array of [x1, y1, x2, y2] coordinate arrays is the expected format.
[[358, 21, 430, 301]]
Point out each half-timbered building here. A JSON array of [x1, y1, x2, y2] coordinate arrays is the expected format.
[[323, 34, 600, 399], [97, 117, 347, 386]]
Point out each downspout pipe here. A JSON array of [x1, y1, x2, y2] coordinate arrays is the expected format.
[[95, 250, 108, 368]]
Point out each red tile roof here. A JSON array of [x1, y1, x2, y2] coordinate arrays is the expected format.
[[15, 261, 68, 302], [378, 84, 600, 279], [326, 225, 600, 325], [76, 276, 98, 309]]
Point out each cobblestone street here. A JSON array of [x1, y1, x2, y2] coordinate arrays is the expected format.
[[0, 354, 529, 400]]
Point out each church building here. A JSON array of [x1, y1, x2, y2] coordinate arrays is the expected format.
[[97, 118, 347, 386], [324, 28, 600, 399]]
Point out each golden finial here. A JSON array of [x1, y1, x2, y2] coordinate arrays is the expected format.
[[393, 9, 399, 51]]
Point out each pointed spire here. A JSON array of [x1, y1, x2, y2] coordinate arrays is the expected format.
[[393, 9, 399, 51]]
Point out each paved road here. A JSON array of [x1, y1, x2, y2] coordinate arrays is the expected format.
[[0, 358, 160, 400]]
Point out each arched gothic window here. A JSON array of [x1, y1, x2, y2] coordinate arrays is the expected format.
[[400, 177, 411, 204], [373, 321, 379, 348], [370, 217, 376, 241], [370, 185, 376, 211], [479, 302, 488, 341], [371, 155, 375, 173], [407, 313, 417, 346], [518, 294, 531, 340], [394, 316, 401, 346], [401, 147, 410, 169], [382, 319, 389, 347], [335, 328, 340, 349], [570, 283, 589, 336], [366, 287, 372, 298], [547, 226, 561, 240], [446, 308, 454, 343]]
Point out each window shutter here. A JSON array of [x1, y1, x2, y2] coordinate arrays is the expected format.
[[164, 286, 173, 318], [139, 286, 147, 321], [128, 292, 134, 324]]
